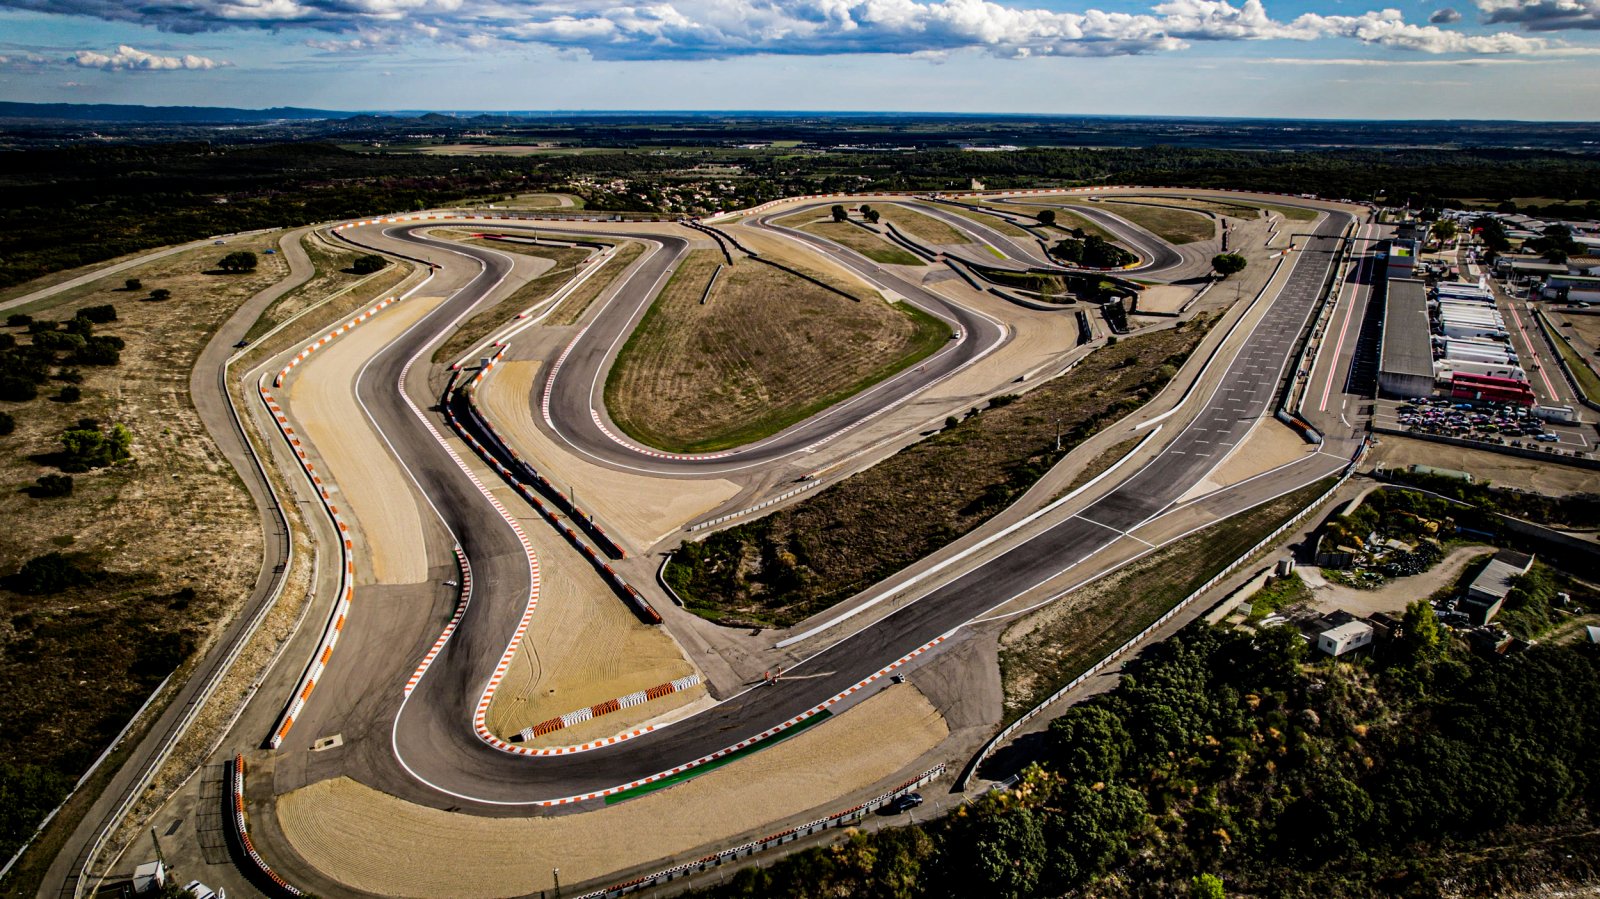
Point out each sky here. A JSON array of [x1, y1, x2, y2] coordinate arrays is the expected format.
[[0, 0, 1597, 119]]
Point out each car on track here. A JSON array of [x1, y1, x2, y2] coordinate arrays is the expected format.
[[888, 792, 924, 813]]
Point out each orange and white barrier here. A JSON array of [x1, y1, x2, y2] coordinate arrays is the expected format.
[[514, 674, 702, 742], [273, 295, 404, 388], [404, 548, 472, 697]]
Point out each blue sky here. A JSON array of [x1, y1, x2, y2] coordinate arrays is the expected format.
[[1, 0, 1597, 118]]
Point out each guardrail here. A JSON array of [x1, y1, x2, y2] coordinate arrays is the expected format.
[[575, 763, 947, 899], [955, 446, 1363, 791]]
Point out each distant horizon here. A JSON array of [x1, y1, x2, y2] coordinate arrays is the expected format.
[[1, 100, 1597, 126]]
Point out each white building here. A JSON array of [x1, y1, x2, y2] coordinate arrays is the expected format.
[[1317, 620, 1375, 657]]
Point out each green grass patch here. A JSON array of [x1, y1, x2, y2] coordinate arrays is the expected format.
[[1101, 202, 1215, 245], [918, 202, 1030, 238], [799, 221, 925, 266], [431, 242, 592, 364], [604, 709, 832, 804], [1259, 203, 1320, 223], [1247, 572, 1312, 621]]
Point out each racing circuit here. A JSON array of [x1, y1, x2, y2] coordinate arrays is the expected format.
[[48, 186, 1375, 899]]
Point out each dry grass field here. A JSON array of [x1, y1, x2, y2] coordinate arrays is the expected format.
[[1100, 201, 1216, 245], [881, 205, 969, 245], [0, 237, 282, 865], [604, 250, 949, 453], [916, 201, 1031, 238], [245, 232, 412, 342], [971, 200, 1115, 242], [777, 213, 925, 266], [666, 318, 1217, 627]]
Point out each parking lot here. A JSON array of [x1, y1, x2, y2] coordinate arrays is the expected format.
[[1372, 397, 1594, 453]]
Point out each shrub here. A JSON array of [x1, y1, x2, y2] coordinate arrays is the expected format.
[[0, 410, 13, 435], [56, 385, 81, 403], [5, 313, 31, 327], [78, 304, 117, 324], [0, 377, 37, 402], [124, 278, 142, 291], [350, 254, 389, 275], [148, 288, 172, 302], [4, 552, 91, 595], [58, 422, 132, 471], [32, 474, 73, 497]]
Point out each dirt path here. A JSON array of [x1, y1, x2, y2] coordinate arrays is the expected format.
[[477, 359, 740, 548], [1301, 544, 1496, 616], [279, 684, 948, 897], [288, 296, 444, 585]]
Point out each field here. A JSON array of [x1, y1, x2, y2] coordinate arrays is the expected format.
[[604, 250, 950, 453], [999, 476, 1335, 720], [795, 219, 925, 266], [880, 205, 968, 245], [0, 237, 280, 871], [1100, 201, 1216, 245], [666, 317, 1216, 627], [920, 202, 1031, 237], [973, 200, 1115, 242]]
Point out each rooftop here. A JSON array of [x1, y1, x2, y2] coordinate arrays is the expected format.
[[1467, 550, 1535, 603], [1380, 277, 1434, 383]]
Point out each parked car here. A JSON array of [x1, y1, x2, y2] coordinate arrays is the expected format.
[[890, 793, 925, 813]]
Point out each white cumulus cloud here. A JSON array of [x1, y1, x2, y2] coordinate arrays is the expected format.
[[70, 44, 226, 70]]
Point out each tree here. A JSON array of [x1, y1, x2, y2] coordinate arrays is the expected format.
[[58, 422, 132, 471], [217, 250, 258, 273], [6, 313, 31, 328], [1212, 253, 1248, 278], [1430, 220, 1458, 243], [865, 209, 881, 224], [831, 204, 848, 222], [148, 288, 172, 302], [124, 277, 141, 292], [1401, 598, 1442, 661], [1037, 209, 1057, 227], [1191, 873, 1226, 899], [56, 385, 81, 403], [79, 304, 117, 323], [350, 254, 388, 275]]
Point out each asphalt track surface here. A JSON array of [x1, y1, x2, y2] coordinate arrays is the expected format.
[[897, 198, 1186, 277], [374, 223, 1005, 476], [293, 206, 1353, 807]]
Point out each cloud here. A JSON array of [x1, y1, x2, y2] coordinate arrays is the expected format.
[[70, 44, 226, 70], [3, 0, 1593, 60], [1429, 6, 1463, 22], [1475, 0, 1600, 30]]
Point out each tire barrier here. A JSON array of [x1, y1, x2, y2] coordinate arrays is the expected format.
[[685, 220, 737, 265], [511, 674, 703, 742], [956, 444, 1366, 791], [273, 295, 405, 388], [404, 548, 472, 697], [574, 763, 947, 899], [226, 755, 306, 898], [261, 381, 356, 750]]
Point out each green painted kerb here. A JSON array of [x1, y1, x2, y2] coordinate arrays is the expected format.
[[604, 708, 834, 805]]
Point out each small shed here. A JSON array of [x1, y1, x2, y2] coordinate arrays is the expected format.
[[1318, 620, 1375, 657], [1461, 550, 1534, 625]]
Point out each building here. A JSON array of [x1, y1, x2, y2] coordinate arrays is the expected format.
[[1541, 274, 1600, 304], [1384, 239, 1418, 279], [1318, 620, 1375, 657], [1378, 277, 1436, 398], [1460, 550, 1535, 625]]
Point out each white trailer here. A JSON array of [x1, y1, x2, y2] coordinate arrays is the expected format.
[[1437, 360, 1527, 382]]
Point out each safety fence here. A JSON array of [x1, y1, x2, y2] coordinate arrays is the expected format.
[[404, 548, 472, 697], [575, 763, 947, 899], [513, 674, 703, 742], [226, 755, 305, 898], [957, 447, 1363, 790], [686, 479, 822, 532]]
